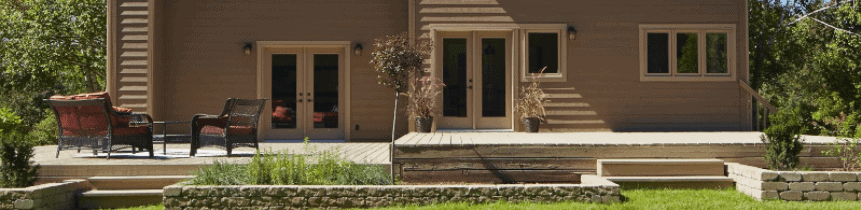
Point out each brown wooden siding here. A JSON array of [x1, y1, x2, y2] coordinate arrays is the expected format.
[[109, 0, 751, 139], [152, 0, 409, 139], [414, 0, 750, 131]]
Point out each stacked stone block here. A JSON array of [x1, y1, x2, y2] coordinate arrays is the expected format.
[[163, 176, 621, 209], [727, 162, 861, 201], [0, 180, 91, 210]]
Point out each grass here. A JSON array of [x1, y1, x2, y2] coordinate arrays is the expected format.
[[352, 188, 861, 210], [112, 188, 861, 210]]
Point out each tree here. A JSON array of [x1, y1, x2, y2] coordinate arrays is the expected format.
[[369, 33, 431, 181], [0, 0, 106, 126]]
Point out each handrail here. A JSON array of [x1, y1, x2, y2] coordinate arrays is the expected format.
[[738, 80, 777, 113]]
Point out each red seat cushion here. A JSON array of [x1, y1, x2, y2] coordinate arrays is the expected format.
[[61, 124, 147, 136], [50, 92, 131, 127], [200, 125, 254, 135], [272, 106, 292, 122]]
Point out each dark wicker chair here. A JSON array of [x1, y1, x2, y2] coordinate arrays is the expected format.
[[45, 94, 154, 159], [190, 98, 268, 157]]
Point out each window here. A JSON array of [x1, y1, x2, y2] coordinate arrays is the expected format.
[[521, 24, 567, 82], [639, 24, 735, 82]]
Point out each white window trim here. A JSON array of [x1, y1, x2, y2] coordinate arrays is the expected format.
[[639, 24, 736, 82], [520, 24, 567, 83]]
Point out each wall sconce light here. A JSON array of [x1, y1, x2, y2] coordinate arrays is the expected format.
[[353, 43, 363, 56], [568, 26, 578, 41], [243, 43, 253, 56]]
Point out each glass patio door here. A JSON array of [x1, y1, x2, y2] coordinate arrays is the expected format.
[[436, 31, 512, 129], [263, 47, 344, 140]]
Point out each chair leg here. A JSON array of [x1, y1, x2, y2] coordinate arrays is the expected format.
[[190, 144, 197, 157], [226, 145, 232, 157], [56, 147, 60, 158], [147, 144, 154, 158]]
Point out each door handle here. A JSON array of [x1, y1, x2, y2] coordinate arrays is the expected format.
[[297, 99, 303, 102], [307, 99, 313, 102], [467, 85, 473, 89]]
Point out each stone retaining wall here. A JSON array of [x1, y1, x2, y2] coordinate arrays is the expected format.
[[0, 180, 91, 210], [163, 175, 620, 209], [727, 162, 861, 201]]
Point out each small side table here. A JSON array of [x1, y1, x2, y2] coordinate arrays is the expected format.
[[153, 121, 191, 155]]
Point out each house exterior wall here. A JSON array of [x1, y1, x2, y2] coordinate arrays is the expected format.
[[107, 0, 751, 140], [413, 0, 751, 131]]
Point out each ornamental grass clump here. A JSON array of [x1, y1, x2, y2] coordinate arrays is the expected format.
[[514, 67, 549, 123], [187, 140, 390, 186], [403, 76, 445, 120]]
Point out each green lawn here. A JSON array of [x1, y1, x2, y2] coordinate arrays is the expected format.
[[115, 188, 861, 210]]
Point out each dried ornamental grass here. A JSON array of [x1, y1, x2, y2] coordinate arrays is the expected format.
[[403, 76, 445, 119], [514, 67, 549, 123]]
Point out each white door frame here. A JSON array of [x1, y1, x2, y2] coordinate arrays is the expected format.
[[430, 27, 517, 130], [256, 41, 352, 141]]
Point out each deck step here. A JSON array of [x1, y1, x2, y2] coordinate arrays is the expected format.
[[545, 110, 597, 116], [602, 176, 733, 189], [88, 175, 193, 190], [80, 189, 162, 209], [598, 159, 725, 176], [538, 128, 613, 132]]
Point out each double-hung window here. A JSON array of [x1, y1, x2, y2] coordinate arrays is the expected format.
[[639, 24, 736, 82]]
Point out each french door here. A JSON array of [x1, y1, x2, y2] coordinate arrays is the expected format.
[[435, 31, 512, 129], [262, 47, 344, 140]]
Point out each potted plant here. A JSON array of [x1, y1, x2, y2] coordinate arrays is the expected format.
[[403, 76, 445, 132], [514, 67, 549, 132]]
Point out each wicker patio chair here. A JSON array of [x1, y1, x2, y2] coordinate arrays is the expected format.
[[45, 93, 154, 159], [190, 98, 268, 157]]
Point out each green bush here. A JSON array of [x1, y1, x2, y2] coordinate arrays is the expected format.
[[0, 107, 25, 134], [187, 144, 391, 186], [761, 108, 806, 170], [0, 132, 40, 188], [28, 110, 57, 146]]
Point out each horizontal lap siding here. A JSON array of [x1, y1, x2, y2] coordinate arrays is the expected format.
[[156, 0, 409, 139], [416, 0, 747, 131]]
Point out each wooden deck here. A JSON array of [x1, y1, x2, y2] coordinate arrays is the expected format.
[[393, 132, 842, 183], [34, 142, 390, 184]]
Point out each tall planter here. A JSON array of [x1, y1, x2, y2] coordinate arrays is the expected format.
[[523, 117, 541, 133], [415, 116, 433, 133]]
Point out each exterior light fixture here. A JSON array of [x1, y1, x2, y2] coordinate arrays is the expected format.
[[353, 43, 363, 56], [568, 26, 578, 41], [243, 43, 253, 56]]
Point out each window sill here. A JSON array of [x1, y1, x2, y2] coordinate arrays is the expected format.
[[640, 75, 735, 82]]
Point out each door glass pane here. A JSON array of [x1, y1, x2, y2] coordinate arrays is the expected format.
[[271, 54, 297, 129], [528, 33, 558, 73], [313, 54, 339, 128], [676, 32, 698, 73], [482, 38, 505, 117], [443, 38, 468, 117], [706, 33, 728, 73], [647, 33, 669, 73]]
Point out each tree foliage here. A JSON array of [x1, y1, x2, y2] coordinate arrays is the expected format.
[[752, 0, 861, 137], [370, 33, 431, 92], [0, 0, 106, 125]]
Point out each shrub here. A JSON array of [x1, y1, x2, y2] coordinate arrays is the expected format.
[[0, 132, 40, 188], [28, 110, 57, 146], [187, 142, 391, 186], [761, 108, 806, 170], [822, 138, 861, 171], [0, 107, 25, 134]]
